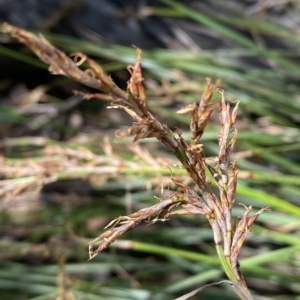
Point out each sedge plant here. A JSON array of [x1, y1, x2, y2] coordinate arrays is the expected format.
[[2, 22, 268, 300]]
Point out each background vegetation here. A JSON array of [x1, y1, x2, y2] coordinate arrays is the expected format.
[[0, 1, 300, 299]]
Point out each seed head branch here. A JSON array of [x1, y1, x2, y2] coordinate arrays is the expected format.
[[88, 196, 185, 260]]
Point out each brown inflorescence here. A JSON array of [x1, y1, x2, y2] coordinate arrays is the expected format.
[[2, 23, 267, 300]]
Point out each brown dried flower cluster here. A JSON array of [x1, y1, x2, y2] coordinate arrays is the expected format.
[[2, 23, 268, 300]]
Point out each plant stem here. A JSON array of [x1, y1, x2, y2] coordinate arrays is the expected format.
[[215, 245, 255, 300]]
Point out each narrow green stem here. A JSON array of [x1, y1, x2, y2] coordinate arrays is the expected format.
[[215, 244, 237, 283], [216, 245, 255, 300]]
